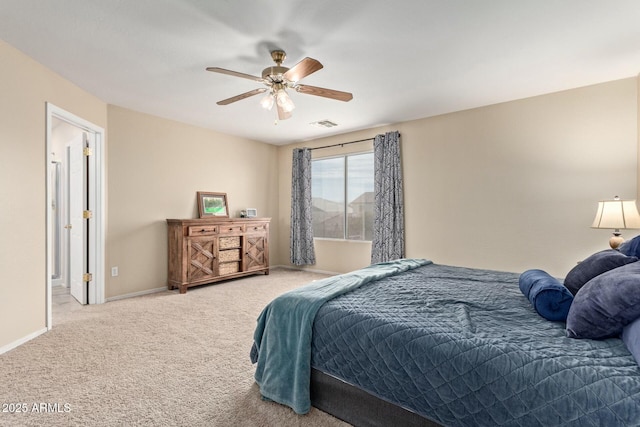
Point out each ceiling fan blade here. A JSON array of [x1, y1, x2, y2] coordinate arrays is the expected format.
[[295, 84, 353, 102], [206, 67, 263, 82], [283, 57, 323, 82], [217, 88, 267, 105], [277, 104, 292, 120]]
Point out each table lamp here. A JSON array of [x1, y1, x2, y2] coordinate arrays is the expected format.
[[591, 196, 640, 249]]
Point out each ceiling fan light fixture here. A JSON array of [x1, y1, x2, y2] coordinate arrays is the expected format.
[[276, 89, 295, 113], [260, 92, 275, 110]]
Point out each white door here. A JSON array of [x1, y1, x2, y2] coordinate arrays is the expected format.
[[47, 103, 105, 329], [68, 134, 87, 304]]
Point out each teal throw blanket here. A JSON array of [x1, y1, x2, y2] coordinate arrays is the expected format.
[[251, 258, 431, 414]]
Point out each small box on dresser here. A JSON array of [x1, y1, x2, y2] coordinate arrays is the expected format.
[[166, 217, 270, 294]]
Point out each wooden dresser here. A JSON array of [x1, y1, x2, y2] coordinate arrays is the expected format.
[[166, 217, 270, 293]]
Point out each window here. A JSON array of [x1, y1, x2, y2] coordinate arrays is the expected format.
[[312, 152, 374, 241]]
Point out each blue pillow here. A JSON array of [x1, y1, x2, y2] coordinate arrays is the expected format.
[[566, 261, 640, 339], [519, 269, 573, 321], [622, 317, 640, 366], [619, 234, 640, 258], [563, 249, 637, 295]]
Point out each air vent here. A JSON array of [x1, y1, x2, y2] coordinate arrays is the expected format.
[[310, 120, 338, 128]]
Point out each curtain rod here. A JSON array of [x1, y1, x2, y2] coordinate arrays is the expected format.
[[309, 133, 400, 151]]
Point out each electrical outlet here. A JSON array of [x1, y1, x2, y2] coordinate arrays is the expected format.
[[111, 266, 119, 277]]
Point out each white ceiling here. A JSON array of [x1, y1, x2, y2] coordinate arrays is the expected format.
[[1, 1, 640, 145]]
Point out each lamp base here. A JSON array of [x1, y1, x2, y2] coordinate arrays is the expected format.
[[609, 233, 624, 249]]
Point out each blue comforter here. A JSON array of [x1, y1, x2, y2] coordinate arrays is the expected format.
[[311, 264, 640, 426], [250, 258, 430, 414]]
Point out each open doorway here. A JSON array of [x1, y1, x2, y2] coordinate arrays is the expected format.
[[46, 103, 105, 329]]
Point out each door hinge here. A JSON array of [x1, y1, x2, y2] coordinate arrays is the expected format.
[[83, 147, 93, 156], [83, 210, 93, 219], [83, 273, 93, 282]]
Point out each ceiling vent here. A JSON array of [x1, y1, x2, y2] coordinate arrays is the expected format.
[[310, 119, 338, 128]]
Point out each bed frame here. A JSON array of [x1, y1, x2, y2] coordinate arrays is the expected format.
[[310, 369, 441, 427]]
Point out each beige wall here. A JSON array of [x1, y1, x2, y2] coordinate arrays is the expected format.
[[0, 40, 279, 350], [105, 106, 279, 298], [0, 40, 107, 348], [1, 34, 638, 352], [278, 78, 638, 277]]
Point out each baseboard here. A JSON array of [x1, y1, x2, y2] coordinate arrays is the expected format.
[[272, 264, 339, 276], [0, 327, 48, 355], [106, 268, 340, 302], [106, 286, 167, 302]]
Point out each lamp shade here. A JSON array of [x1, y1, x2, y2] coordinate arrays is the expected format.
[[276, 89, 295, 113], [591, 197, 640, 230], [260, 92, 275, 110]]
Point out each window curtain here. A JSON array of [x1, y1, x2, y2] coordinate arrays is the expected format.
[[371, 131, 405, 263], [290, 148, 316, 265]]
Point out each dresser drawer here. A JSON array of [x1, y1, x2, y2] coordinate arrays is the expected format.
[[245, 223, 268, 233], [219, 224, 244, 234], [187, 225, 218, 236], [219, 262, 240, 275], [219, 236, 241, 249], [219, 248, 241, 262]]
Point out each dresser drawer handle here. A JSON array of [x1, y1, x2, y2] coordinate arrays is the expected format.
[[200, 229, 206, 233]]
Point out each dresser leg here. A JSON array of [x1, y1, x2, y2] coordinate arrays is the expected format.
[[179, 284, 188, 294]]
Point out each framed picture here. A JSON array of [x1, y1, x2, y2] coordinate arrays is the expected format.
[[246, 208, 257, 218], [197, 192, 229, 218]]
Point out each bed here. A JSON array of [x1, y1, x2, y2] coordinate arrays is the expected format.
[[250, 259, 640, 426]]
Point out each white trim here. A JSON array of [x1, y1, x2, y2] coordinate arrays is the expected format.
[[0, 328, 47, 355], [106, 269, 339, 301], [311, 148, 374, 161], [46, 103, 106, 331], [106, 287, 167, 302], [313, 237, 373, 243], [272, 264, 340, 276]]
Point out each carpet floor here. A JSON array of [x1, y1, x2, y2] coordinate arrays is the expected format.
[[0, 269, 350, 427]]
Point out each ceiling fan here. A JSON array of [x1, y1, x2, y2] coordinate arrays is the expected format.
[[206, 50, 353, 120]]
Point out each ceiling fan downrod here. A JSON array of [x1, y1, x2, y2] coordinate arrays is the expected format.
[[262, 50, 289, 81]]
